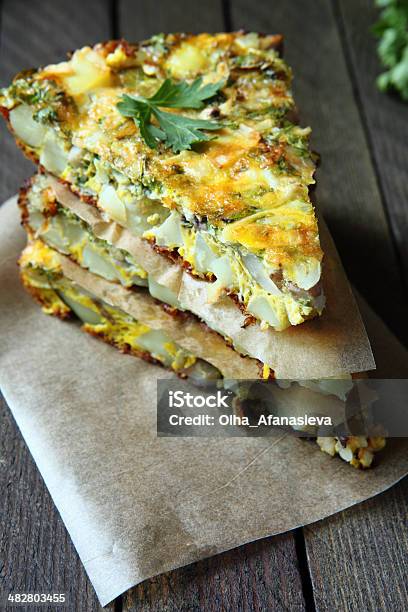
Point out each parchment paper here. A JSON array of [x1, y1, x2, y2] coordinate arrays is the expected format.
[[1, 197, 408, 607]]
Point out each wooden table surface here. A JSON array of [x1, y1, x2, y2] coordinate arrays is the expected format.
[[1, 1, 407, 610]]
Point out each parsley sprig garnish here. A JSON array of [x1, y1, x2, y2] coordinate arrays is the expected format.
[[117, 77, 224, 152], [373, 0, 408, 101]]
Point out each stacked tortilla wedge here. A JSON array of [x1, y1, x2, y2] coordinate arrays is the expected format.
[[1, 33, 383, 465]]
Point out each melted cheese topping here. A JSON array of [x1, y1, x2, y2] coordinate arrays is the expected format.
[[2, 32, 324, 330], [25, 173, 324, 330]]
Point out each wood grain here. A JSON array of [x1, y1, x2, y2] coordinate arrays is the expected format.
[[118, 0, 225, 41], [123, 535, 306, 611], [0, 0, 111, 203], [118, 2, 307, 609], [0, 1, 113, 608], [0, 1, 407, 611], [336, 0, 408, 287], [0, 395, 111, 611], [230, 0, 408, 347], [305, 474, 408, 612], [229, 2, 408, 611], [117, 3, 309, 609]]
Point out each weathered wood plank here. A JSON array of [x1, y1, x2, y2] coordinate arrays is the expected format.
[[118, 3, 307, 609], [123, 535, 306, 612], [0, 394, 111, 611], [0, 0, 111, 203], [0, 2, 113, 607], [118, 0, 225, 41], [337, 0, 408, 284], [230, 0, 408, 346], [304, 474, 408, 612], [229, 2, 408, 610]]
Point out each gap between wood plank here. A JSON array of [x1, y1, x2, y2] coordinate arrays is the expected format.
[[294, 529, 317, 612], [332, 0, 408, 321], [114, 594, 124, 612], [221, 0, 232, 32], [110, 0, 119, 39]]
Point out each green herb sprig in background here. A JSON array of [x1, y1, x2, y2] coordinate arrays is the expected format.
[[117, 78, 224, 152], [373, 0, 408, 100]]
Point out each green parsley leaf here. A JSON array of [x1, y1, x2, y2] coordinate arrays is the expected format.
[[116, 94, 147, 118], [151, 108, 220, 153], [117, 77, 224, 151], [373, 0, 408, 101], [117, 95, 165, 149], [148, 77, 224, 109]]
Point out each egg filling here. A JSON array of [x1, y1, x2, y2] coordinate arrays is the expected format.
[[1, 32, 325, 331], [23, 174, 149, 289], [19, 240, 222, 377]]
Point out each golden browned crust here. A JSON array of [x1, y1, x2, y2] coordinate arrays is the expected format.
[[93, 31, 284, 61], [17, 178, 32, 229], [0, 106, 9, 121], [83, 324, 165, 368], [158, 302, 189, 321], [20, 272, 72, 319]]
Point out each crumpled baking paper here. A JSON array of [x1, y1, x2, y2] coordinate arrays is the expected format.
[[1, 197, 407, 606]]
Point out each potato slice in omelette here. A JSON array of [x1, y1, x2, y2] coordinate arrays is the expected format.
[[18, 238, 383, 469], [1, 32, 324, 331]]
